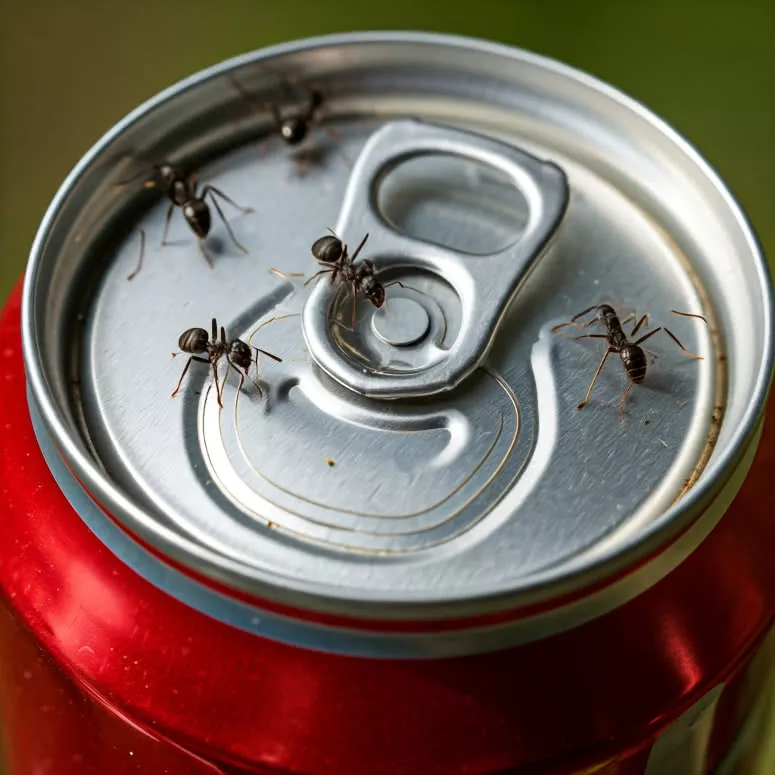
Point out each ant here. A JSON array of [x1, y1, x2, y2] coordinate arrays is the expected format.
[[124, 161, 253, 278], [171, 318, 281, 409], [229, 72, 347, 173], [305, 229, 405, 326], [551, 304, 707, 415]]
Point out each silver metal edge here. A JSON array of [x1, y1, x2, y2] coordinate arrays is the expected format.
[[21, 31, 775, 620], [28, 393, 764, 657]]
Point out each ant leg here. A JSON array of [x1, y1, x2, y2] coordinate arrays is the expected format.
[[126, 229, 146, 281], [229, 73, 274, 122], [671, 309, 708, 324], [630, 314, 650, 338], [294, 155, 309, 176], [198, 239, 215, 269], [305, 85, 352, 166], [219, 361, 232, 402], [304, 269, 333, 287], [379, 281, 409, 311], [573, 333, 608, 341], [551, 305, 600, 333], [171, 355, 210, 398], [204, 189, 250, 255], [234, 369, 246, 399], [322, 125, 352, 167], [571, 305, 601, 324], [269, 267, 305, 279], [663, 328, 704, 359], [229, 73, 261, 111], [350, 292, 359, 328], [254, 347, 282, 363], [161, 203, 175, 246], [382, 281, 407, 291], [227, 74, 278, 155], [212, 360, 224, 409], [204, 185, 254, 214], [577, 347, 613, 410], [267, 101, 284, 135], [619, 383, 633, 417], [244, 356, 264, 396], [633, 327, 703, 359]]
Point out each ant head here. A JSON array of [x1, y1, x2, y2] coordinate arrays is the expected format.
[[357, 261, 385, 307], [364, 282, 385, 309], [311, 234, 344, 264], [179, 327, 209, 354], [280, 117, 308, 145], [229, 339, 253, 371], [155, 163, 179, 188], [183, 199, 211, 238]]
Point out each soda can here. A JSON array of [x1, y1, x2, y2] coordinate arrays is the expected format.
[[3, 31, 773, 774]]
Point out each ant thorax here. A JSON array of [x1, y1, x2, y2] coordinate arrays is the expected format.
[[171, 179, 190, 206]]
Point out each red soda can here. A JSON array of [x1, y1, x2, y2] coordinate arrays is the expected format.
[[2, 31, 774, 774]]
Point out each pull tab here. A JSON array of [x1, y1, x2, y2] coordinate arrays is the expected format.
[[302, 119, 569, 398]]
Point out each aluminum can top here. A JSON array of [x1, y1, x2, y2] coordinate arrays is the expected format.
[[22, 32, 773, 655]]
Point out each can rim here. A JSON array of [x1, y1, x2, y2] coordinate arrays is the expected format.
[[22, 30, 775, 620]]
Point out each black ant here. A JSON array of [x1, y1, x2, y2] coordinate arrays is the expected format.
[[305, 229, 405, 326], [125, 162, 253, 279], [229, 72, 347, 173], [171, 318, 281, 409], [551, 304, 707, 415]]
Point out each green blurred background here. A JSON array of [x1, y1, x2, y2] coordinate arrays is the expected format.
[[1, 0, 773, 296], [1, 0, 774, 770]]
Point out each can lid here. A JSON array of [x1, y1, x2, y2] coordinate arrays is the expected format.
[[22, 33, 772, 640]]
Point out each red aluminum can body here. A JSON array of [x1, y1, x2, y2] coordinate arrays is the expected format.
[[1, 282, 774, 773]]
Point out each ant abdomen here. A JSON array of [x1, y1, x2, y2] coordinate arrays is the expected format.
[[621, 344, 648, 384], [311, 235, 344, 264], [179, 327, 209, 354], [183, 200, 211, 238], [359, 263, 385, 308]]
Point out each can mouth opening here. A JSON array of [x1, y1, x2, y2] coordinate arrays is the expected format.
[[21, 32, 773, 628]]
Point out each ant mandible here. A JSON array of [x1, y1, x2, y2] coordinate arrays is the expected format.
[[306, 229, 405, 326], [171, 318, 281, 409], [126, 162, 254, 279], [552, 304, 707, 415]]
